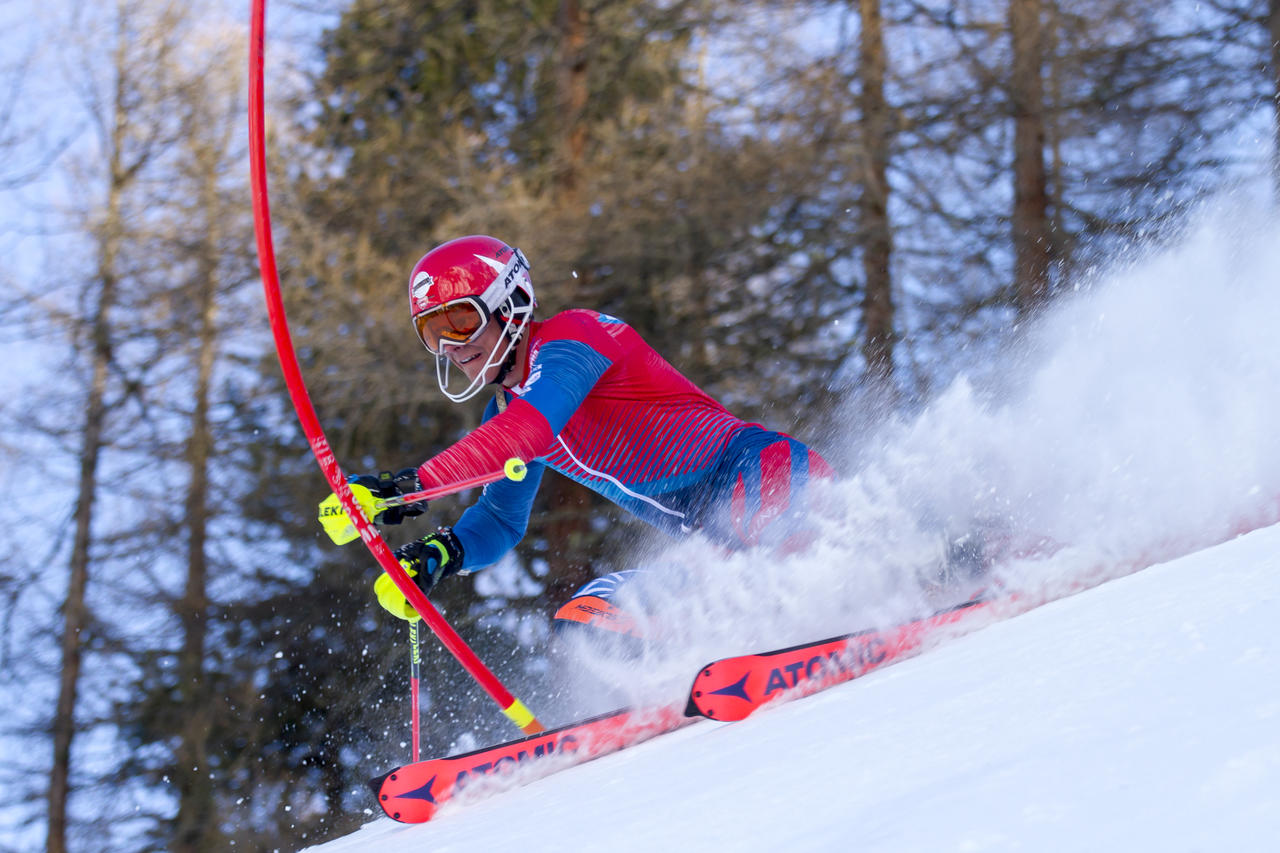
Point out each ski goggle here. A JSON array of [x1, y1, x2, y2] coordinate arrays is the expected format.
[[413, 297, 491, 353]]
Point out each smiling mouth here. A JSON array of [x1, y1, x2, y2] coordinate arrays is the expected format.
[[457, 352, 482, 366]]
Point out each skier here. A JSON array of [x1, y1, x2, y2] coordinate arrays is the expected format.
[[319, 235, 833, 638]]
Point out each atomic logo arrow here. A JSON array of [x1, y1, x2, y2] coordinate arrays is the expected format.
[[709, 673, 751, 702]]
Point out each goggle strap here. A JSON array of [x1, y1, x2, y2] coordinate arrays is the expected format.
[[476, 249, 529, 312]]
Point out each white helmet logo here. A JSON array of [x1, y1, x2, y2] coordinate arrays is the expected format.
[[474, 253, 505, 274], [412, 271, 435, 303]]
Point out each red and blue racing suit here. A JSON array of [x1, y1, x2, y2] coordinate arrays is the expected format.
[[415, 310, 833, 582]]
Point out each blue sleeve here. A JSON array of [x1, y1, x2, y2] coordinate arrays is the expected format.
[[452, 459, 545, 571], [520, 339, 613, 433], [449, 393, 544, 571]]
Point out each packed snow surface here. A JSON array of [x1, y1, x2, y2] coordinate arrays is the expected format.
[[304, 522, 1280, 852]]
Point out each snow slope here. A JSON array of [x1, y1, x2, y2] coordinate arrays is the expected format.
[[304, 522, 1280, 852]]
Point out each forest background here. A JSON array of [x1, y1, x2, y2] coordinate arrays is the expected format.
[[0, 0, 1276, 851]]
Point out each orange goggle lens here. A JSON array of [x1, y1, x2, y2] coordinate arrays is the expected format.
[[414, 300, 488, 353]]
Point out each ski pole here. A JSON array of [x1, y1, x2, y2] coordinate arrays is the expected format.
[[249, 1, 544, 736], [377, 458, 527, 509], [409, 620, 422, 762]]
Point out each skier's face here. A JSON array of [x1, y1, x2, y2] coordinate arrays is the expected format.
[[442, 323, 505, 384]]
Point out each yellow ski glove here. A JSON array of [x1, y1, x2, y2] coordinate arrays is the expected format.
[[373, 528, 464, 621], [317, 470, 424, 544]]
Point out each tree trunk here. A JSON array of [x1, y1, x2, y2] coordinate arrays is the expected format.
[[47, 30, 131, 847], [556, 0, 589, 201], [1270, 0, 1280, 203], [47, 297, 113, 853], [171, 165, 221, 853], [858, 0, 896, 403], [1009, 0, 1052, 317]]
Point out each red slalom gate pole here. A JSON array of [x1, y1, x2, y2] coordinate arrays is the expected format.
[[247, 0, 543, 736]]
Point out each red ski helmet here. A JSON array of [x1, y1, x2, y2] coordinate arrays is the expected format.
[[407, 235, 535, 401]]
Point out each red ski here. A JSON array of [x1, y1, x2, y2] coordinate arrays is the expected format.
[[686, 592, 1015, 722], [370, 704, 692, 823], [685, 514, 1280, 723]]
